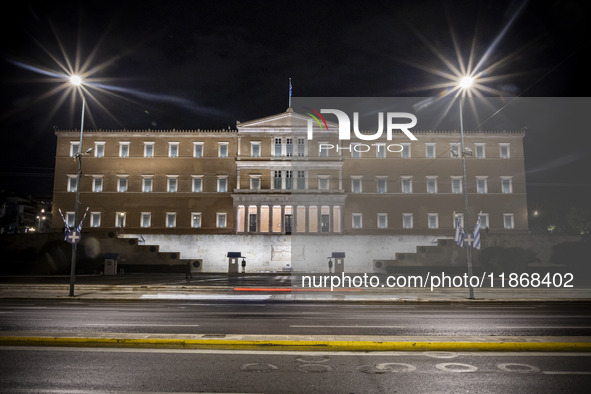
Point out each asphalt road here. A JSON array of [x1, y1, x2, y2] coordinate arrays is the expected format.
[[1, 300, 590, 337], [1, 347, 590, 393]]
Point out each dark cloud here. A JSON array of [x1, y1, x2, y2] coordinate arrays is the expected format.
[[0, 0, 589, 198]]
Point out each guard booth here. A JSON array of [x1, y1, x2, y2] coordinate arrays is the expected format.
[[104, 253, 119, 275], [331, 252, 346, 273], [227, 252, 242, 274]]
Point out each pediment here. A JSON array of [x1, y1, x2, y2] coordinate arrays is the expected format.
[[237, 108, 337, 132]]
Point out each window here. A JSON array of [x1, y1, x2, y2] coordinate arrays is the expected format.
[[168, 142, 179, 158], [65, 212, 75, 228], [251, 142, 261, 157], [218, 142, 228, 158], [377, 213, 388, 229], [476, 177, 488, 194], [90, 212, 101, 228], [192, 176, 203, 192], [274, 170, 282, 189], [143, 142, 154, 158], [376, 177, 387, 193], [92, 176, 103, 193], [116, 212, 126, 228], [216, 213, 227, 228], [451, 177, 463, 194], [117, 176, 128, 192], [119, 142, 130, 158], [166, 212, 176, 228], [478, 213, 489, 229], [401, 143, 411, 159], [428, 213, 439, 229], [425, 143, 436, 159], [454, 213, 464, 228], [504, 213, 514, 229], [352, 213, 363, 229], [450, 143, 460, 158], [193, 142, 204, 158], [297, 138, 305, 157], [351, 176, 362, 193], [297, 171, 306, 190], [351, 143, 362, 158], [501, 176, 513, 194], [167, 176, 178, 193], [475, 143, 485, 159], [318, 176, 329, 191], [141, 212, 151, 228], [376, 143, 386, 158], [499, 143, 510, 159], [401, 177, 412, 194], [285, 170, 293, 189], [94, 142, 105, 158], [426, 176, 438, 194], [274, 138, 282, 157], [67, 176, 78, 192], [286, 138, 293, 157], [191, 213, 202, 228], [70, 142, 80, 157], [217, 176, 228, 192], [250, 175, 261, 190], [402, 213, 413, 229], [142, 177, 153, 192]]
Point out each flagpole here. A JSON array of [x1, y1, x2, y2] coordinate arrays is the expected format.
[[69, 95, 85, 297], [288, 78, 292, 108], [460, 96, 475, 300]]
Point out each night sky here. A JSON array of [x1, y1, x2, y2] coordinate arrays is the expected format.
[[1, 1, 590, 218]]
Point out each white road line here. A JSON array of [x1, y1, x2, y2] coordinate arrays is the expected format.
[[2, 347, 591, 357], [290, 325, 402, 328], [84, 323, 199, 327], [542, 371, 591, 375], [495, 326, 591, 329]]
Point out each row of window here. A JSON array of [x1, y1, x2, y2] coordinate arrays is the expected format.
[[67, 175, 228, 193], [67, 174, 514, 194], [351, 212, 515, 230], [69, 140, 512, 159], [350, 176, 514, 194], [70, 141, 229, 159], [65, 211, 515, 230], [64, 211, 227, 229]]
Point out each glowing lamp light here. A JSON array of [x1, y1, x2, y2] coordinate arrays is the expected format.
[[459, 76, 474, 90], [70, 75, 83, 86]]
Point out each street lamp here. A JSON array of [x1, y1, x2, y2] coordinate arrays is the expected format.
[[69, 74, 86, 297], [458, 76, 475, 300]]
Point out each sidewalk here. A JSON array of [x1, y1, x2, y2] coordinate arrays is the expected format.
[[2, 331, 590, 352], [1, 281, 590, 302]]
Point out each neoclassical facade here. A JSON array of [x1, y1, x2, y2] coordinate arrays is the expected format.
[[51, 108, 528, 272]]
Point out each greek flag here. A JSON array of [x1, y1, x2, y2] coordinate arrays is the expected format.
[[454, 217, 465, 247], [473, 219, 481, 250]]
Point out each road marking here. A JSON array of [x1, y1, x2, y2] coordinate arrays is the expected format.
[[497, 363, 540, 373], [542, 371, 591, 375], [141, 294, 271, 300], [376, 363, 416, 372], [496, 326, 591, 329], [436, 363, 478, 373], [290, 325, 402, 328], [84, 323, 199, 327]]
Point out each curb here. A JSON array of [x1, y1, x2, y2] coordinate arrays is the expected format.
[[1, 336, 590, 352]]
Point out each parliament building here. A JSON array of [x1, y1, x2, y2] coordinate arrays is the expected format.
[[51, 108, 528, 273]]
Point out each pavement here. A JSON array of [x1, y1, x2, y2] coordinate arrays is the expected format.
[[1, 273, 591, 352]]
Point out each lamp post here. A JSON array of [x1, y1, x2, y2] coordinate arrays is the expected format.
[[69, 75, 85, 297], [459, 76, 475, 300]]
